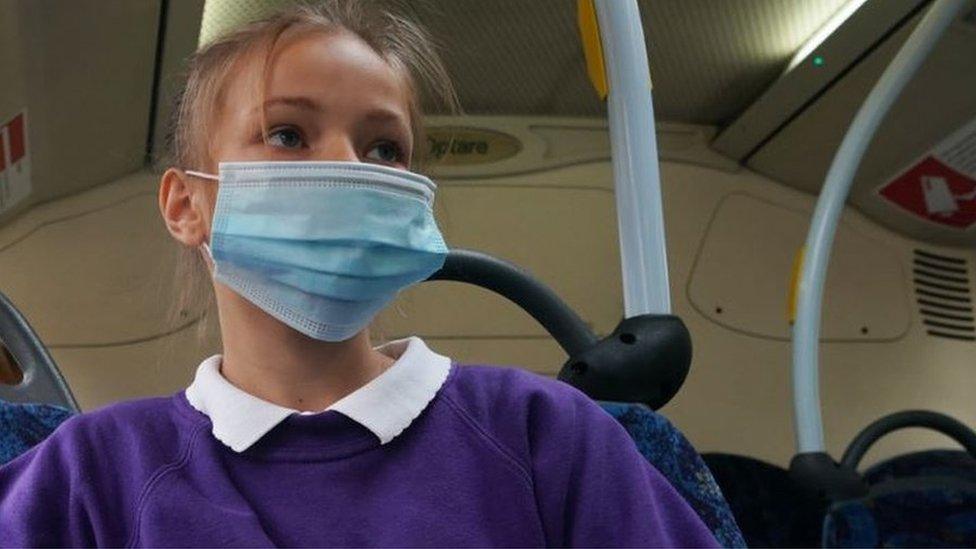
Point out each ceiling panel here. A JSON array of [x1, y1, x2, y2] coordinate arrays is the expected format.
[[638, 0, 852, 124], [197, 0, 851, 123], [421, 0, 852, 123], [748, 12, 976, 246]]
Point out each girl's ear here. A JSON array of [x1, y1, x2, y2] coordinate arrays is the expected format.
[[159, 168, 210, 247]]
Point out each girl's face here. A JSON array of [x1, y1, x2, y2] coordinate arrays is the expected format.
[[159, 30, 416, 253], [212, 30, 414, 171]]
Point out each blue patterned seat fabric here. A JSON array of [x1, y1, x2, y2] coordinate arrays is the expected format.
[[600, 402, 747, 548], [823, 477, 976, 547], [864, 449, 976, 485], [0, 400, 73, 465], [703, 452, 826, 548]]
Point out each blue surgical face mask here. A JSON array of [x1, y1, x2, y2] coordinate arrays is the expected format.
[[185, 161, 448, 342]]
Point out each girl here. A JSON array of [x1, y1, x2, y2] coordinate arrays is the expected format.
[[0, 2, 718, 546]]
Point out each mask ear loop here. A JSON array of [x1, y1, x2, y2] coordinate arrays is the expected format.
[[184, 169, 219, 181], [199, 242, 216, 273], [182, 169, 220, 272]]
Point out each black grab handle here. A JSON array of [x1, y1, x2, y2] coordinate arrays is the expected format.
[[841, 410, 976, 471], [427, 249, 691, 410], [427, 249, 597, 357]]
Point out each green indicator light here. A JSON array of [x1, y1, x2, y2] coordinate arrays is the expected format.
[[813, 55, 825, 67]]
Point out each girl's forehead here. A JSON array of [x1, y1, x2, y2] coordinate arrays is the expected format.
[[228, 31, 411, 116]]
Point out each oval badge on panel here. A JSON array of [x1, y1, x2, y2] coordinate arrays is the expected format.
[[426, 127, 522, 166]]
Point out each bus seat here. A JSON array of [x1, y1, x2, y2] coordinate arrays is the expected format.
[[702, 452, 827, 547], [822, 412, 976, 546], [600, 402, 747, 548], [864, 450, 976, 485], [0, 400, 73, 465], [823, 479, 976, 547]]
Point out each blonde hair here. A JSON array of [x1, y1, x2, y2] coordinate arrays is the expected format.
[[164, 0, 460, 337]]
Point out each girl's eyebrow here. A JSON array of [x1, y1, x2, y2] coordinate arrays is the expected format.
[[256, 96, 322, 113], [362, 108, 409, 127], [255, 97, 408, 128]]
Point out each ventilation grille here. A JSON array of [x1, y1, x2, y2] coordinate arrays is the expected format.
[[914, 249, 974, 341]]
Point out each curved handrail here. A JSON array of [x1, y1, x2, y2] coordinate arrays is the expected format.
[[791, 0, 968, 456], [841, 410, 976, 471], [426, 249, 598, 357], [428, 249, 692, 409]]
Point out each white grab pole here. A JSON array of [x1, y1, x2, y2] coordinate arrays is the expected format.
[[595, 0, 671, 316]]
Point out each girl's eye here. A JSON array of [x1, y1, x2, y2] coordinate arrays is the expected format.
[[365, 141, 404, 165], [265, 127, 305, 149]]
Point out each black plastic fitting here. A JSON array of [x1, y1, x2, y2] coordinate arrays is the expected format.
[[789, 452, 868, 501], [558, 314, 692, 410]]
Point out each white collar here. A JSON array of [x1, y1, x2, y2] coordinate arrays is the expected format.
[[185, 337, 452, 452]]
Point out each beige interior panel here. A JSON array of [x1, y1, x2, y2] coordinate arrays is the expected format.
[[378, 171, 622, 340], [416, 338, 566, 378], [660, 160, 976, 466], [424, 117, 737, 179], [424, 116, 610, 181], [0, 172, 201, 347], [54, 330, 561, 412], [688, 192, 909, 341], [531, 126, 610, 161], [2, 0, 160, 214], [50, 319, 220, 411]]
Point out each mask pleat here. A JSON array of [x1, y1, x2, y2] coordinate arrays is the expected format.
[[208, 161, 448, 342]]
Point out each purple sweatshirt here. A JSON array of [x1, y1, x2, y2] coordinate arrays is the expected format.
[[0, 364, 718, 547]]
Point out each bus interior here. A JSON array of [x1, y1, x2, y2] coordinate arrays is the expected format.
[[2, 0, 976, 546]]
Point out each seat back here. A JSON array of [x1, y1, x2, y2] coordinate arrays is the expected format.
[[820, 450, 976, 547], [703, 452, 827, 547], [864, 449, 976, 485], [600, 402, 746, 548], [0, 400, 73, 465], [823, 478, 976, 547]]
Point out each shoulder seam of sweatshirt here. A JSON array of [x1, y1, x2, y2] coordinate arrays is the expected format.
[[127, 421, 209, 547], [438, 392, 534, 489]]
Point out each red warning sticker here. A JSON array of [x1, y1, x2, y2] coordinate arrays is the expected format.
[[0, 110, 32, 213], [879, 118, 976, 229], [7, 113, 25, 164]]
